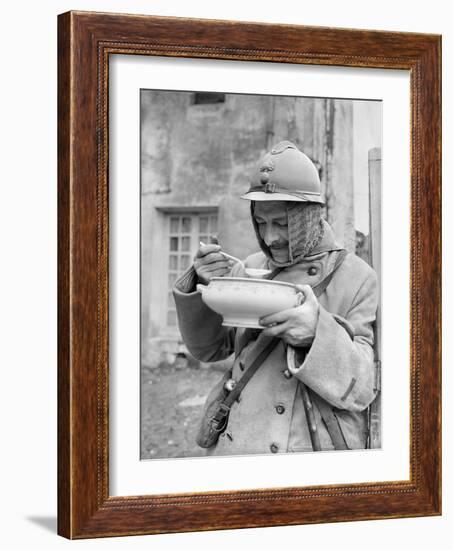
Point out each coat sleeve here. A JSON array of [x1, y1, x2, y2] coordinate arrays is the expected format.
[[172, 266, 235, 362], [287, 269, 378, 412]]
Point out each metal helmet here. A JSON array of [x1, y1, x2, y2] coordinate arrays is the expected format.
[[241, 140, 324, 204]]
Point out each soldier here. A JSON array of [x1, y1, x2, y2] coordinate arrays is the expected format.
[[173, 141, 378, 455]]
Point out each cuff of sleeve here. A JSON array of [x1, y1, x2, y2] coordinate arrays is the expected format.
[[287, 305, 371, 410], [287, 306, 348, 376], [174, 266, 199, 294]]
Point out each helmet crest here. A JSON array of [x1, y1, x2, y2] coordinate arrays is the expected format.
[[259, 158, 275, 184]]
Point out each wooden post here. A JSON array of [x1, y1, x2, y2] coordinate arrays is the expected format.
[[368, 147, 382, 449]]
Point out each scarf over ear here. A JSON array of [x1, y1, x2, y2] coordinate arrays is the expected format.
[[250, 201, 325, 268]]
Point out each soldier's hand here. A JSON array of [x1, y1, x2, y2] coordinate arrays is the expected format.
[[194, 243, 232, 285], [259, 284, 320, 346]]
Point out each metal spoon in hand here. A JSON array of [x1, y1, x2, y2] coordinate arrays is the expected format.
[[199, 242, 271, 278]]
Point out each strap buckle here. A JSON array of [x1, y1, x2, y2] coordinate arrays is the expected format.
[[210, 403, 231, 432]]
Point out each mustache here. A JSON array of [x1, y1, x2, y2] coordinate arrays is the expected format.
[[269, 242, 288, 249]]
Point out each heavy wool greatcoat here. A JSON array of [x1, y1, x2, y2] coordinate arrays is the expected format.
[[173, 221, 379, 455]]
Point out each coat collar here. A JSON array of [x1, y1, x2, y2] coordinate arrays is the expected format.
[[305, 219, 344, 257]]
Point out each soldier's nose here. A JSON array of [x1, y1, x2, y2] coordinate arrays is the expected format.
[[263, 226, 277, 245]]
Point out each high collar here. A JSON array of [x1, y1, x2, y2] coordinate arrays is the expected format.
[[305, 219, 344, 256]]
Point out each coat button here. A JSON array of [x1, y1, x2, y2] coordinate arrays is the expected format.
[[275, 404, 285, 414], [270, 443, 279, 453], [224, 379, 236, 392], [308, 266, 318, 276], [282, 369, 292, 379]]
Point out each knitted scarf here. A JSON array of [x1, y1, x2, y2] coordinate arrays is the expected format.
[[251, 201, 325, 267]]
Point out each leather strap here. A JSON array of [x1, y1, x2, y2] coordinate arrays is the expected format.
[[311, 249, 348, 297], [222, 337, 280, 409], [299, 382, 322, 451], [210, 337, 280, 428], [308, 391, 348, 450]]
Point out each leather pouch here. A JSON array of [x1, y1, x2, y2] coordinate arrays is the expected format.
[[195, 370, 232, 448]]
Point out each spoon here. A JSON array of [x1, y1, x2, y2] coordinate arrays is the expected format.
[[199, 241, 271, 277], [199, 241, 246, 269]]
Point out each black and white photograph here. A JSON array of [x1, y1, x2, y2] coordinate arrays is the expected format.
[[140, 90, 382, 460]]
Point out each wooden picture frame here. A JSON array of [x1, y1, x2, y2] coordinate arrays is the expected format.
[[57, 10, 441, 539]]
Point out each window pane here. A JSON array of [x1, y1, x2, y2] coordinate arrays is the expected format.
[[199, 235, 208, 244], [170, 217, 179, 233], [168, 273, 177, 286], [193, 92, 225, 105], [167, 292, 175, 307], [180, 255, 191, 270], [181, 217, 191, 233], [169, 255, 178, 270], [199, 216, 209, 233], [210, 216, 218, 233], [170, 237, 178, 251], [167, 310, 177, 326], [181, 236, 190, 251]]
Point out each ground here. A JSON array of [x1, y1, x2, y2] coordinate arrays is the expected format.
[[140, 363, 226, 459]]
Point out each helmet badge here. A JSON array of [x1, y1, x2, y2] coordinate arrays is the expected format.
[[259, 157, 275, 185]]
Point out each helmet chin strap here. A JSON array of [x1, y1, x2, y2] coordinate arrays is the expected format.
[[250, 201, 324, 267]]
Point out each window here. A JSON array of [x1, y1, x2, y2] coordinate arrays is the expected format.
[[166, 211, 218, 327], [192, 92, 225, 105]]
